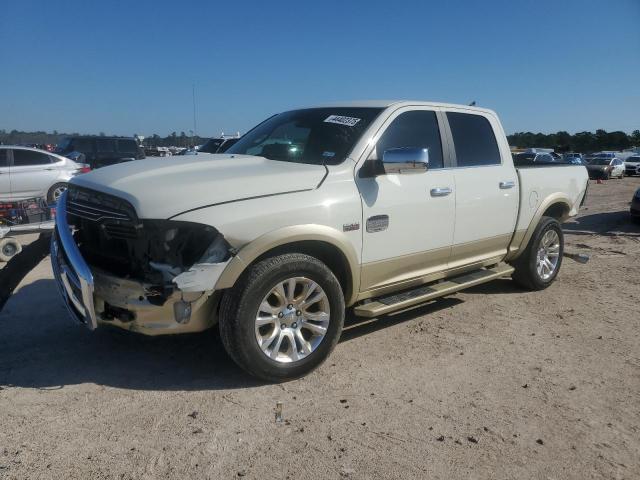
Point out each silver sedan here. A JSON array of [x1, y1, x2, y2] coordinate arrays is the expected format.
[[0, 146, 90, 203]]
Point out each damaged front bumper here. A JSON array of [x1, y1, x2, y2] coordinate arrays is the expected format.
[[51, 191, 229, 335]]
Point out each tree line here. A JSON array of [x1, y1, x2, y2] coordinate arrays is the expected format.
[[1, 128, 639, 153], [507, 129, 640, 153], [0, 130, 208, 148]]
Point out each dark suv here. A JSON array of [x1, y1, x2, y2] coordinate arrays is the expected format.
[[198, 137, 240, 154], [55, 136, 145, 169]]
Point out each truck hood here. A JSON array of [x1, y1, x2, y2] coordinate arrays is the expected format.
[[69, 154, 327, 219]]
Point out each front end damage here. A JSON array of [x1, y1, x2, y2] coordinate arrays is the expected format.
[[51, 187, 233, 335]]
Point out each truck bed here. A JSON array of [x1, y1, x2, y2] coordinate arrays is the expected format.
[[513, 164, 589, 238]]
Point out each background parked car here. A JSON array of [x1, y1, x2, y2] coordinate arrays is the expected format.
[[563, 152, 585, 164], [0, 146, 90, 202], [513, 151, 556, 166], [55, 136, 145, 169], [624, 155, 640, 176], [586, 154, 625, 179], [143, 146, 171, 157]]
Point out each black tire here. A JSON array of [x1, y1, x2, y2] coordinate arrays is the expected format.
[[0, 237, 22, 262], [219, 253, 345, 382], [511, 216, 564, 291], [47, 183, 67, 204]]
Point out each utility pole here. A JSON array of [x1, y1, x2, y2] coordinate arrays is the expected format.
[[192, 83, 197, 143]]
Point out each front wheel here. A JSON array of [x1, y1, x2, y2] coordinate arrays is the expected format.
[[219, 253, 345, 381], [512, 216, 564, 291]]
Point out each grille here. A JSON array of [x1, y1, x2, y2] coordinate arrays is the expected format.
[[66, 186, 139, 239]]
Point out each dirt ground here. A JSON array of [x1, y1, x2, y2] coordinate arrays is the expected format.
[[1, 177, 639, 480]]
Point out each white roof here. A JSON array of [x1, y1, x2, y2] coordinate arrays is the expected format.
[[307, 100, 496, 115]]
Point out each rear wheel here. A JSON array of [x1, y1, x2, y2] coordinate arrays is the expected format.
[[219, 253, 345, 381], [47, 183, 67, 204], [512, 216, 564, 291], [0, 237, 22, 262]]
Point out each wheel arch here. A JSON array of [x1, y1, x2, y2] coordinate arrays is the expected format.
[[508, 194, 571, 261], [215, 225, 360, 306]]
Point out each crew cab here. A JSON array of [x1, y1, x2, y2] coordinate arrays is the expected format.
[[51, 101, 589, 381]]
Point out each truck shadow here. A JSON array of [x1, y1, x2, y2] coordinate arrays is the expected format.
[[0, 279, 261, 391], [0, 280, 471, 391], [563, 210, 640, 237], [341, 297, 463, 342]]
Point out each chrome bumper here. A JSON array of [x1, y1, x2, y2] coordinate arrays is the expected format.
[[50, 191, 98, 330]]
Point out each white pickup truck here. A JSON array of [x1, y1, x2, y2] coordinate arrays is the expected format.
[[52, 101, 589, 381]]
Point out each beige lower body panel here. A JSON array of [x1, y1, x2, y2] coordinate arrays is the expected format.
[[357, 233, 512, 302]]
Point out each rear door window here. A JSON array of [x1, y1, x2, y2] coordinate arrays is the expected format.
[[117, 139, 138, 154], [71, 138, 94, 154], [97, 139, 116, 153], [13, 149, 52, 166], [447, 112, 501, 167], [0, 149, 8, 167], [374, 110, 444, 169]]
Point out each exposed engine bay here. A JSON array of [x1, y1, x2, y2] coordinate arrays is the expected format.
[[66, 186, 233, 307]]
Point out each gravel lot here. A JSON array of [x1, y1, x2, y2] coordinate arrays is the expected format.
[[1, 177, 639, 480]]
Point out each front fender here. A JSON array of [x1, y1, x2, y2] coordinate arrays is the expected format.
[[214, 224, 361, 305]]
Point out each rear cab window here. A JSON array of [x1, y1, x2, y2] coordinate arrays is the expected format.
[[446, 112, 501, 167]]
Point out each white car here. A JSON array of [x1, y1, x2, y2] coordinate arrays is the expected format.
[[52, 101, 589, 381], [585, 154, 625, 179], [0, 146, 89, 203], [625, 155, 640, 176]]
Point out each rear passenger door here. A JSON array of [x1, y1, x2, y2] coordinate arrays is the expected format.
[[10, 149, 61, 200], [444, 110, 519, 268], [95, 138, 118, 167], [0, 149, 11, 200]]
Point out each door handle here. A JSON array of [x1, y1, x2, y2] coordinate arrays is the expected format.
[[45, 168, 55, 171], [499, 180, 516, 189], [430, 187, 452, 197]]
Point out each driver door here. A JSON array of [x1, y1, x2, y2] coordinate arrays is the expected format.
[[356, 108, 455, 293]]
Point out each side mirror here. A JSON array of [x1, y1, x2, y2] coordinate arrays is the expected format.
[[382, 147, 429, 174]]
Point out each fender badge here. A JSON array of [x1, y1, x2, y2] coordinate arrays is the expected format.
[[343, 222, 360, 232]]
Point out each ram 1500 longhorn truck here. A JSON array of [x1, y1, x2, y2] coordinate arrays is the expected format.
[[52, 101, 589, 381]]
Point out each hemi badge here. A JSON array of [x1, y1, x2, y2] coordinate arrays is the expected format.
[[343, 222, 360, 232], [366, 215, 389, 233]]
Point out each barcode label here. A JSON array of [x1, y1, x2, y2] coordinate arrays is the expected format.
[[324, 115, 361, 127]]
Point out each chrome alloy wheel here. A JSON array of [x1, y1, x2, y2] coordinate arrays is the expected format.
[[536, 229, 560, 280], [52, 185, 66, 201], [255, 277, 330, 363]]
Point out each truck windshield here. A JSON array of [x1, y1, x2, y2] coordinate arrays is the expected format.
[[225, 107, 382, 165]]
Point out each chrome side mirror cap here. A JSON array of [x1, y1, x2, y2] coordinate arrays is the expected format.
[[382, 147, 429, 174]]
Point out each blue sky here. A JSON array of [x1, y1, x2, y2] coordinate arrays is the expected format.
[[1, 0, 638, 137]]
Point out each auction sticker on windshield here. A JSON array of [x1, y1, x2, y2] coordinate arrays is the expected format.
[[324, 115, 361, 127]]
